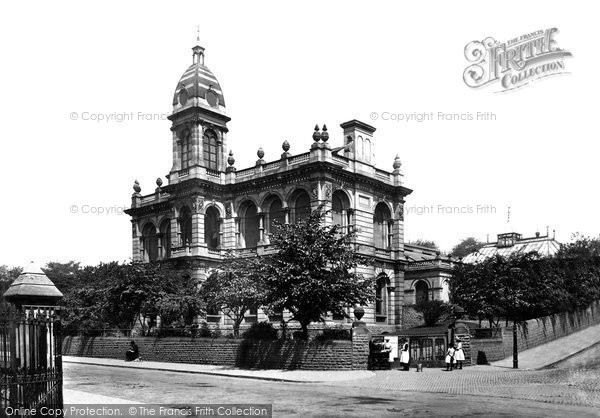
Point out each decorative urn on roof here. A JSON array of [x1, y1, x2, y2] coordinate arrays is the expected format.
[[3, 261, 63, 307]]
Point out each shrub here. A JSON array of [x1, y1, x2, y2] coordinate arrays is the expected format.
[[292, 330, 306, 340], [198, 322, 212, 338], [315, 326, 351, 341], [211, 325, 222, 338], [415, 300, 452, 327], [242, 321, 278, 340]]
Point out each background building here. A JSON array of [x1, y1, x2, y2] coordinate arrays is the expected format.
[[462, 232, 561, 264], [125, 40, 450, 333]]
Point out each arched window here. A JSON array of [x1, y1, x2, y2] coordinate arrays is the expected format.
[[332, 191, 351, 232], [415, 281, 430, 304], [364, 138, 371, 163], [239, 201, 259, 248], [356, 136, 363, 160], [373, 203, 392, 248], [180, 129, 191, 169], [159, 219, 171, 259], [142, 223, 159, 262], [291, 190, 311, 224], [375, 275, 388, 317], [179, 206, 193, 246], [266, 198, 285, 236], [204, 206, 220, 249], [203, 129, 218, 171]]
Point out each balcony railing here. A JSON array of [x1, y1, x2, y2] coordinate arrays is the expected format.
[[206, 168, 221, 178], [288, 152, 310, 165], [407, 259, 455, 271]]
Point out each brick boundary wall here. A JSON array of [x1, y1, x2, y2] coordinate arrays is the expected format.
[[62, 336, 358, 370], [470, 300, 600, 364]]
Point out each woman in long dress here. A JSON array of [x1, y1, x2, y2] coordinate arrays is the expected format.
[[455, 338, 465, 370], [399, 341, 410, 371], [383, 338, 394, 368]]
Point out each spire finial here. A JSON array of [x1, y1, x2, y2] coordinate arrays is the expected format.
[[192, 26, 205, 65]]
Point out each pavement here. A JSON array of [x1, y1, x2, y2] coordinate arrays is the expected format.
[[491, 322, 600, 370], [65, 388, 140, 404]]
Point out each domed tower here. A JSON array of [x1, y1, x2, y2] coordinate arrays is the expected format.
[[168, 37, 231, 182]]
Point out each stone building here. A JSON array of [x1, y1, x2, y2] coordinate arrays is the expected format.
[[125, 39, 451, 333]]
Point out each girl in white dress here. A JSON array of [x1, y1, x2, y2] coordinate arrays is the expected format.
[[445, 344, 455, 371], [455, 339, 465, 370]]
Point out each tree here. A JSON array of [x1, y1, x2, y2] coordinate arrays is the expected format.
[[450, 252, 567, 327], [450, 237, 485, 259], [551, 234, 600, 310], [62, 261, 204, 335], [0, 265, 22, 310], [156, 271, 204, 332], [202, 252, 266, 338], [408, 239, 439, 250], [415, 299, 452, 327], [258, 206, 375, 339], [44, 261, 82, 294]]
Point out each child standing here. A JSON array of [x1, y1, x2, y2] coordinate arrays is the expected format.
[[445, 343, 455, 371], [455, 339, 465, 370]]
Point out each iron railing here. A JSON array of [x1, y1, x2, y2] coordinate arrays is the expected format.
[[1, 305, 63, 412]]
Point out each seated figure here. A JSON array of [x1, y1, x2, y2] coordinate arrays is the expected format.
[[125, 340, 139, 362]]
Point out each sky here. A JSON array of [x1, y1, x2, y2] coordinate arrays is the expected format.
[[1, 1, 598, 267]]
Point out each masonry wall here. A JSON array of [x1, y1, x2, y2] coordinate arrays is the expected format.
[[470, 300, 600, 364], [62, 336, 356, 370]]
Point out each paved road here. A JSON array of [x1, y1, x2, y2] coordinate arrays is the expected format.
[[64, 363, 600, 417]]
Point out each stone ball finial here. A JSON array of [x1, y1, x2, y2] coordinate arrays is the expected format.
[[321, 124, 329, 142], [282, 140, 290, 152], [354, 306, 365, 321], [257, 147, 265, 159], [228, 150, 235, 166], [393, 154, 402, 170], [312, 124, 322, 142], [156, 177, 163, 188], [133, 180, 141, 193]]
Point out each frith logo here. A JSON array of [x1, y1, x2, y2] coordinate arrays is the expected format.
[[463, 28, 572, 92]]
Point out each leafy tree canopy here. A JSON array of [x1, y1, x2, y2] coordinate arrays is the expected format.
[[202, 252, 267, 337], [450, 237, 485, 259], [0, 265, 23, 310], [408, 239, 439, 250], [256, 206, 375, 339]]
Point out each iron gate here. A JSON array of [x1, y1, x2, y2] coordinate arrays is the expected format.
[[1, 305, 62, 412]]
